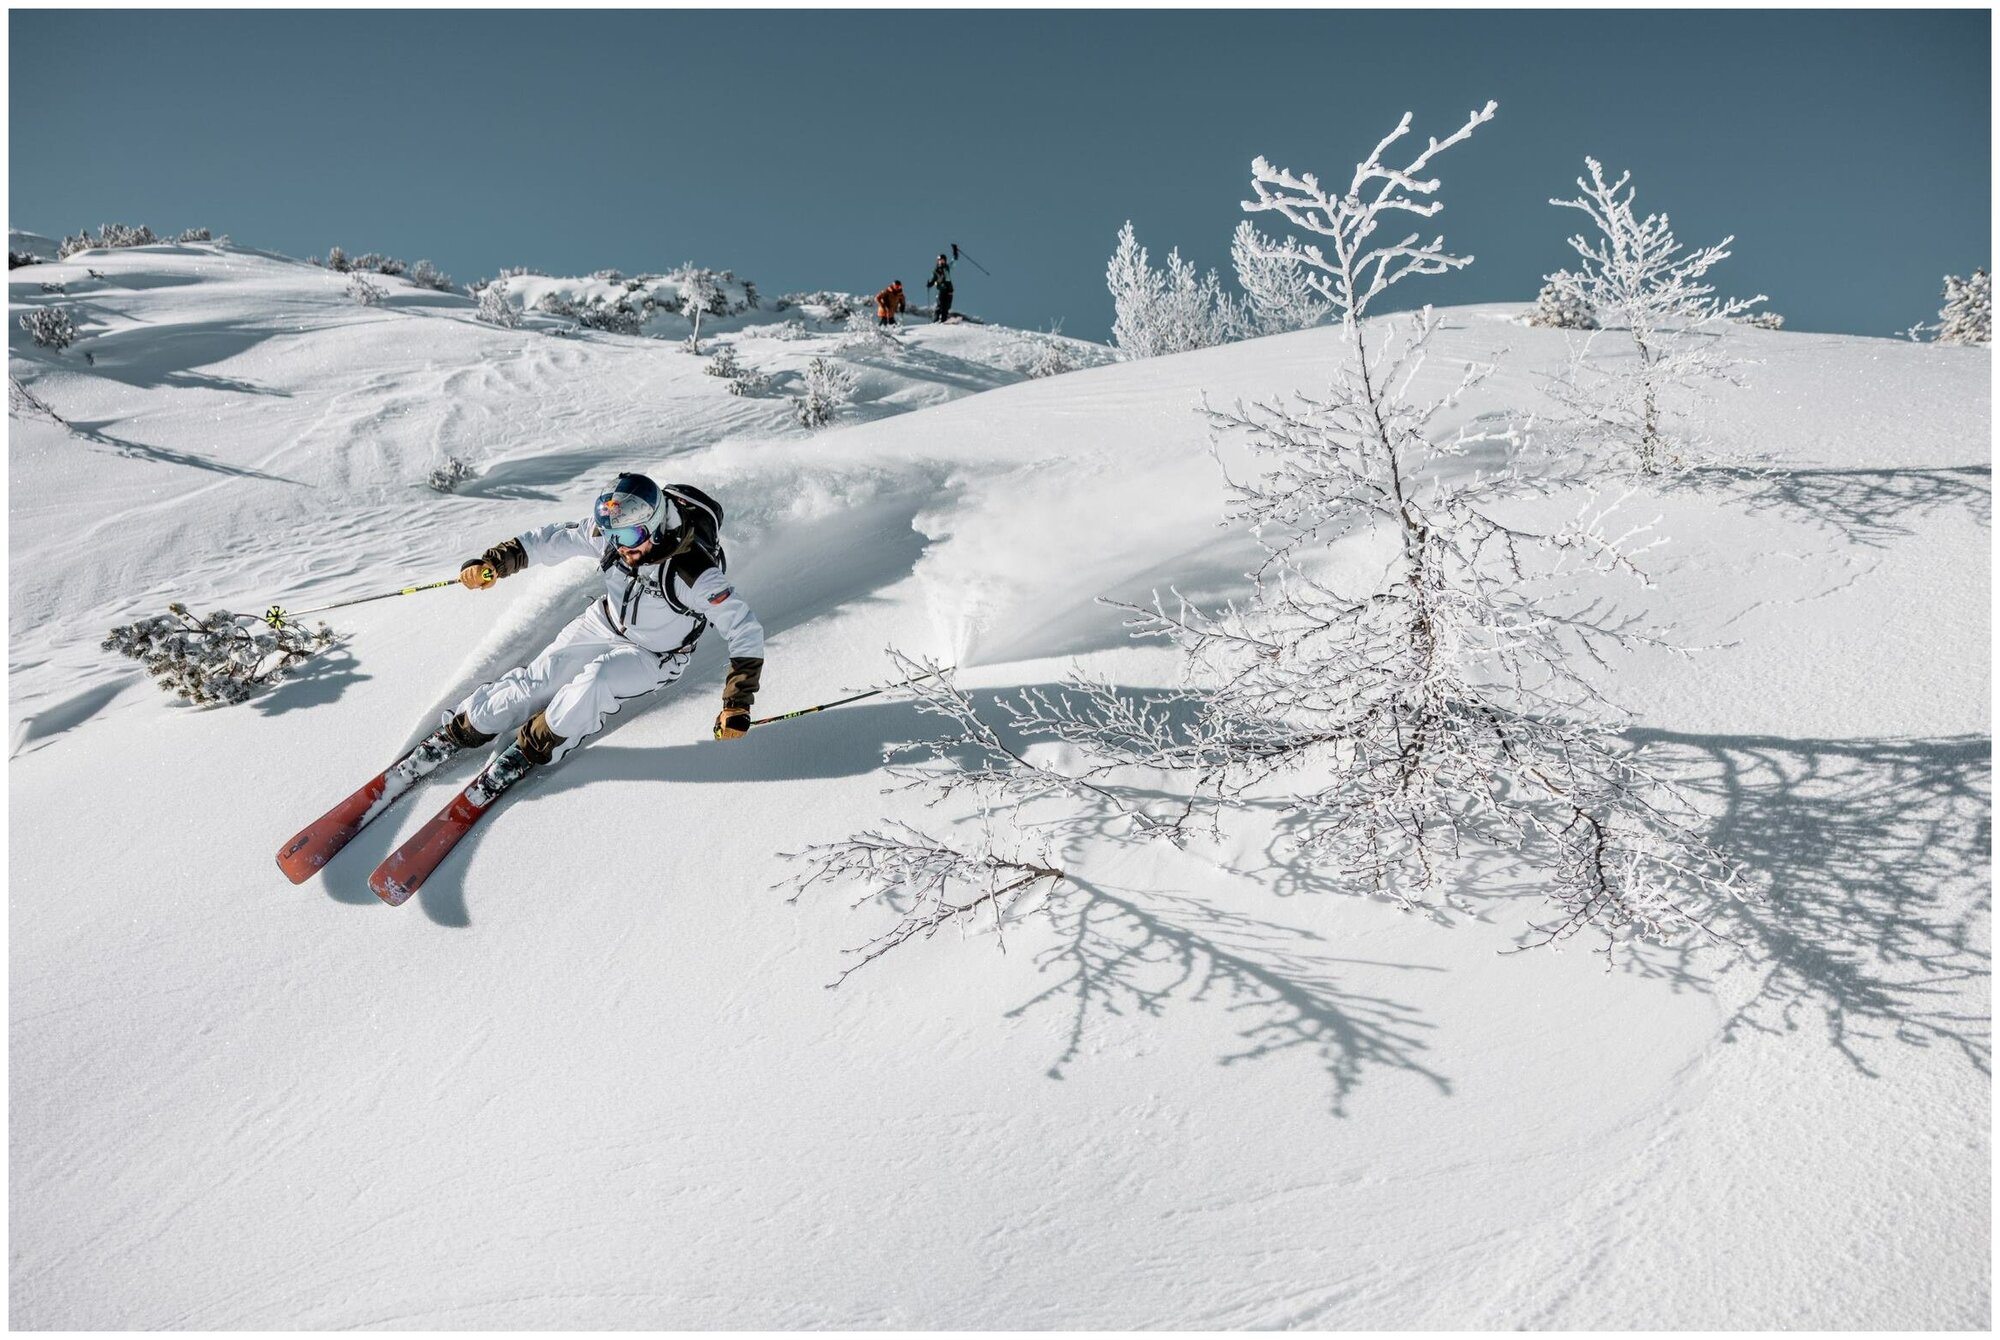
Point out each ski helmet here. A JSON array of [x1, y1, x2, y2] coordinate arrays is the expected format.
[[594, 472, 675, 549]]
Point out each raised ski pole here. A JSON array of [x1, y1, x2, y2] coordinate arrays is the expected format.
[[748, 666, 955, 729], [950, 242, 991, 276], [262, 571, 488, 629]]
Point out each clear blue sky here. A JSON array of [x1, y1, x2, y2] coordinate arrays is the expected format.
[[9, 9, 1990, 340]]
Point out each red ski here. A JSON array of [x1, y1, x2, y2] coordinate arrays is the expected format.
[[276, 732, 461, 884], [368, 760, 525, 906]]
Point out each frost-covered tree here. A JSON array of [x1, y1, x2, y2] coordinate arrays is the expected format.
[[1934, 269, 1990, 346], [475, 277, 521, 328], [1230, 219, 1331, 335], [18, 305, 76, 350], [1106, 221, 1244, 358], [792, 103, 1742, 976], [1526, 278, 1598, 329], [174, 227, 212, 243], [103, 604, 337, 706], [793, 356, 857, 429], [325, 245, 350, 273], [1541, 159, 1765, 474], [677, 267, 722, 352]]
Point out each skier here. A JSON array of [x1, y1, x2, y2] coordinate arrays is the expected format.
[[422, 473, 765, 794], [926, 253, 953, 322], [874, 279, 905, 327]]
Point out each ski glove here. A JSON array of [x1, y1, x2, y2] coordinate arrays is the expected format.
[[459, 563, 497, 589], [713, 708, 751, 740], [460, 538, 528, 586]]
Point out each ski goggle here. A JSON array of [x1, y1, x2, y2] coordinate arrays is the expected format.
[[595, 490, 659, 549]]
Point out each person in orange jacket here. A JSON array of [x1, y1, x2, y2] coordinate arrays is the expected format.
[[875, 279, 905, 327]]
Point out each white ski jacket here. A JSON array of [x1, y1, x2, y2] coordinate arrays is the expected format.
[[514, 514, 765, 662]]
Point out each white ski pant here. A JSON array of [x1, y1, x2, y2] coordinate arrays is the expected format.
[[454, 603, 692, 763]]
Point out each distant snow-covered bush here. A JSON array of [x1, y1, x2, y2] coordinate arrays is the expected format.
[[18, 305, 76, 350], [428, 457, 476, 492], [407, 259, 453, 292], [1933, 269, 1990, 346], [346, 273, 386, 306], [9, 251, 41, 269], [705, 343, 769, 395], [324, 245, 350, 272], [1016, 324, 1093, 378], [104, 604, 337, 707], [1106, 220, 1244, 359], [475, 278, 521, 328], [58, 222, 159, 259], [1526, 279, 1599, 329], [577, 300, 643, 335], [793, 356, 856, 429], [175, 227, 213, 244], [775, 290, 859, 323], [1733, 310, 1786, 331]]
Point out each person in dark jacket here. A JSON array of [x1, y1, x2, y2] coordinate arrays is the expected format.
[[926, 253, 954, 322]]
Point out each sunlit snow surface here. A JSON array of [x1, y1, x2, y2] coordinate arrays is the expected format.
[[9, 238, 1989, 1328]]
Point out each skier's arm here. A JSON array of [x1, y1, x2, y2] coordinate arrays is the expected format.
[[460, 516, 601, 587], [683, 565, 765, 737]]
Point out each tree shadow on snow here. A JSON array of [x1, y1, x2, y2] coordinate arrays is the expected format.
[[1016, 875, 1452, 1117], [1681, 463, 1991, 549], [1624, 729, 1991, 1076]]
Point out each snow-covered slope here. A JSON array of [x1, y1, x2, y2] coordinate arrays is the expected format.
[[8, 237, 1990, 1328]]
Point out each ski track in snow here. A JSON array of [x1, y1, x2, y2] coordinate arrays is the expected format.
[[6, 238, 1990, 1329]]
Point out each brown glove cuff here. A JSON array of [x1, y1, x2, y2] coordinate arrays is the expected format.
[[723, 656, 763, 711], [462, 538, 527, 579]]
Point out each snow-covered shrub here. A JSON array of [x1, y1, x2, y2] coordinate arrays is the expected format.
[[1230, 219, 1330, 334], [1934, 269, 1990, 346], [346, 273, 386, 306], [577, 300, 643, 335], [407, 259, 453, 292], [9, 251, 41, 268], [325, 245, 350, 272], [59, 223, 159, 258], [18, 305, 76, 350], [1526, 278, 1598, 329], [103, 604, 337, 707], [1541, 159, 1766, 474], [775, 290, 858, 323], [708, 348, 769, 396], [350, 253, 407, 276], [1732, 310, 1785, 331], [793, 356, 856, 429], [428, 457, 476, 492], [593, 268, 625, 284], [1106, 221, 1244, 358], [39, 281, 66, 295], [175, 227, 212, 244], [475, 278, 520, 328], [762, 317, 810, 341]]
